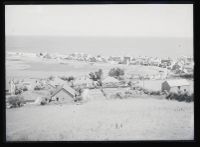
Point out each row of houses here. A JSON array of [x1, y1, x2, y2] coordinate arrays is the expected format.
[[6, 76, 191, 105], [8, 51, 194, 74]]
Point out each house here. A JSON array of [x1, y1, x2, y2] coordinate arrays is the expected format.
[[50, 84, 77, 103], [20, 78, 40, 91], [73, 76, 93, 87], [161, 59, 172, 66], [123, 56, 131, 65], [102, 76, 120, 84], [48, 77, 67, 88], [161, 79, 190, 93]]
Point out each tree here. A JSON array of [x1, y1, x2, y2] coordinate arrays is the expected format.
[[89, 69, 106, 97], [67, 76, 75, 82], [89, 69, 103, 82], [108, 68, 124, 79], [7, 95, 25, 108]]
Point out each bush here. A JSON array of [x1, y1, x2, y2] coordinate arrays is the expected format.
[[166, 92, 193, 102], [89, 69, 103, 81], [74, 96, 83, 102], [48, 75, 55, 81], [115, 92, 124, 99], [108, 68, 124, 78], [15, 88, 23, 95], [150, 90, 161, 96], [7, 95, 25, 108], [40, 97, 49, 105], [34, 85, 42, 90], [23, 86, 28, 91]]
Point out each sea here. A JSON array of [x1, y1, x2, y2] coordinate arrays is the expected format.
[[6, 36, 193, 58]]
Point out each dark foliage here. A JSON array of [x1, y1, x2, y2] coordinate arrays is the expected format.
[[108, 68, 124, 78]]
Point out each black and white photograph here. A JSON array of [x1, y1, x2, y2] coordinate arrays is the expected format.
[[5, 3, 194, 141]]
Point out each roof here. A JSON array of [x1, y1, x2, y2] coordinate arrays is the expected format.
[[102, 76, 119, 83], [164, 79, 190, 87], [48, 77, 66, 87], [74, 78, 93, 85], [51, 84, 76, 98]]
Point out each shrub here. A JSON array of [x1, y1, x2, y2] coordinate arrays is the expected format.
[[115, 92, 124, 99], [40, 97, 49, 105], [166, 92, 193, 102], [89, 69, 103, 81], [150, 90, 161, 96], [7, 95, 25, 108], [48, 75, 55, 81], [15, 88, 23, 95], [74, 96, 83, 102], [34, 85, 42, 90], [108, 68, 124, 78], [23, 86, 28, 91]]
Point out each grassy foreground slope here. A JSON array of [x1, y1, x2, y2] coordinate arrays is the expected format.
[[6, 98, 193, 141]]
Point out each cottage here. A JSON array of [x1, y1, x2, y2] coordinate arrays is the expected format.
[[102, 76, 120, 84], [50, 84, 77, 103], [161, 79, 190, 93]]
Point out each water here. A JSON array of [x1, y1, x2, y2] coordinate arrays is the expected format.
[[6, 36, 193, 58]]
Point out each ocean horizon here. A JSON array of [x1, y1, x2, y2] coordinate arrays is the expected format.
[[6, 35, 193, 58]]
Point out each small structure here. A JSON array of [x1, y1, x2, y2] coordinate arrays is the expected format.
[[73, 76, 93, 87], [48, 77, 66, 88], [50, 84, 77, 103], [6, 78, 15, 95], [102, 76, 119, 84], [161, 79, 190, 93]]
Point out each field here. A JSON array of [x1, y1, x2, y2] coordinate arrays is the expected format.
[[6, 97, 194, 141]]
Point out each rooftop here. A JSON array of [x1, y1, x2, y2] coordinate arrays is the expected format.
[[164, 79, 190, 87]]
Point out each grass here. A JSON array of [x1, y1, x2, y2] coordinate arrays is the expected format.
[[6, 97, 194, 141]]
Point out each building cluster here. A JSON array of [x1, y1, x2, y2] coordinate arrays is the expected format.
[[34, 52, 194, 75], [5, 74, 125, 105], [7, 51, 194, 76]]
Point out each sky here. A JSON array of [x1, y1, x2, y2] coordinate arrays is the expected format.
[[5, 4, 193, 57], [5, 4, 193, 37]]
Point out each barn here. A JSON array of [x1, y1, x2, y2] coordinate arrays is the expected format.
[[161, 79, 190, 93], [50, 84, 77, 103]]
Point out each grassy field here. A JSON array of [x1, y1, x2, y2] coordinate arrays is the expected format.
[[6, 98, 194, 141]]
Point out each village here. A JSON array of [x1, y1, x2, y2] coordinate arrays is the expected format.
[[6, 51, 194, 108], [5, 51, 194, 141], [5, 3, 195, 140]]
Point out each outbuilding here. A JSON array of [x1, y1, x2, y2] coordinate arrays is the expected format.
[[102, 76, 120, 84], [161, 79, 190, 93], [50, 84, 77, 103]]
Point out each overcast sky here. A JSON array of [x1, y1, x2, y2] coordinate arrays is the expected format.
[[5, 4, 193, 38]]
